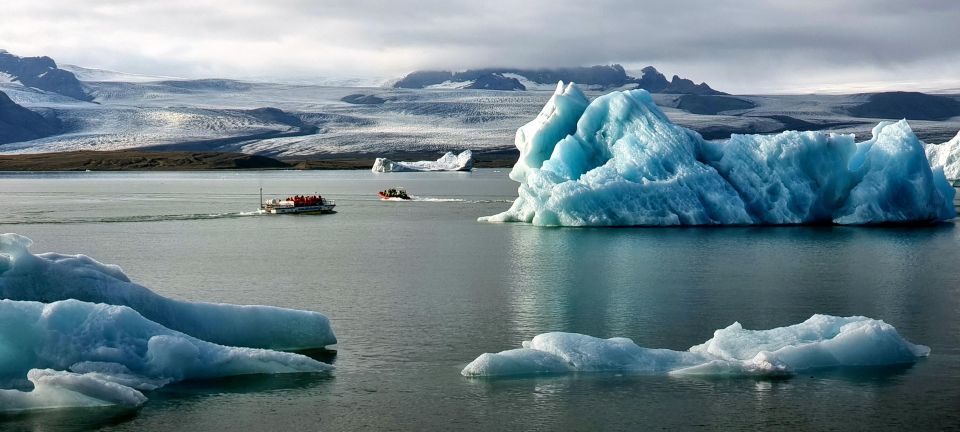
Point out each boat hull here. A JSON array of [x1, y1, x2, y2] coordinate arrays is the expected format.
[[378, 192, 410, 200], [265, 204, 336, 214]]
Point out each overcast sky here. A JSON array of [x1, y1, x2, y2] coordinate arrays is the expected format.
[[2, 0, 959, 93]]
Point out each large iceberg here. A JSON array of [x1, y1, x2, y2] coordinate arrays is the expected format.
[[925, 131, 960, 180], [0, 233, 336, 350], [462, 315, 929, 377], [0, 299, 331, 412], [482, 82, 956, 226], [372, 150, 474, 172]]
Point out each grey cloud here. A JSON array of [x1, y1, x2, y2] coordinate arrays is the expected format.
[[1, 0, 958, 93]]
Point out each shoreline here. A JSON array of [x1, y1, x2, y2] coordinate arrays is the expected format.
[[0, 149, 519, 171]]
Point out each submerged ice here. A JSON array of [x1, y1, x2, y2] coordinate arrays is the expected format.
[[0, 233, 336, 350], [462, 315, 929, 377], [482, 83, 956, 226], [0, 233, 337, 412], [372, 150, 474, 172]]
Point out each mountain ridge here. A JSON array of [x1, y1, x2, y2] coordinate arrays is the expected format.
[[0, 49, 92, 101], [394, 64, 726, 95]]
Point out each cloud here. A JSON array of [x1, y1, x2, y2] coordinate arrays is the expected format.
[[1, 0, 958, 93]]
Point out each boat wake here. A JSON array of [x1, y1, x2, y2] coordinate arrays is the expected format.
[[379, 196, 514, 203], [5, 211, 266, 225]]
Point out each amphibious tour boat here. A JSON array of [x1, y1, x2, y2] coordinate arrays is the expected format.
[[378, 188, 411, 200], [260, 188, 335, 214]]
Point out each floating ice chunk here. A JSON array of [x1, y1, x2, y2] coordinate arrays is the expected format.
[[0, 300, 331, 386], [925, 131, 960, 180], [482, 83, 956, 226], [372, 150, 474, 172], [0, 233, 335, 350], [461, 315, 929, 377], [464, 333, 704, 377], [0, 299, 332, 412], [0, 369, 147, 413]]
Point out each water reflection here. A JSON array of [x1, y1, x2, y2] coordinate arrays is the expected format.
[[0, 406, 142, 431], [504, 223, 957, 350]]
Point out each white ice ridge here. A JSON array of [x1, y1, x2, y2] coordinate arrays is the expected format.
[[481, 82, 956, 226], [0, 299, 332, 412], [925, 131, 960, 180], [372, 150, 474, 172], [0, 233, 336, 350], [461, 315, 929, 377]]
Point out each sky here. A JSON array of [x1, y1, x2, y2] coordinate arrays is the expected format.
[[1, 0, 959, 94]]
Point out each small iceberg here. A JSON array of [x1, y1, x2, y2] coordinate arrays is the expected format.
[[925, 131, 960, 180], [462, 315, 929, 378], [0, 233, 336, 350], [372, 150, 474, 172], [482, 82, 956, 226]]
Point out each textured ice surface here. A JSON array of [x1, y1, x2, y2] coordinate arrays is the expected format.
[[925, 131, 960, 180], [0, 299, 331, 412], [0, 233, 336, 350], [462, 315, 929, 377], [0, 369, 147, 412], [372, 150, 474, 172], [482, 82, 956, 226]]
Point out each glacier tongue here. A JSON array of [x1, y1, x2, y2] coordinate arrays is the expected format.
[[461, 315, 929, 377], [482, 82, 956, 226], [0, 233, 336, 350]]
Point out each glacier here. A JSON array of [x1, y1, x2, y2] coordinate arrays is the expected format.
[[482, 82, 956, 226], [925, 131, 960, 180], [0, 299, 332, 412], [372, 150, 474, 172], [461, 315, 929, 377], [0, 233, 336, 350]]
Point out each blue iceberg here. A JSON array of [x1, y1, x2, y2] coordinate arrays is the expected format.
[[462, 315, 929, 377], [0, 233, 336, 350], [0, 233, 336, 412], [482, 83, 956, 226], [0, 299, 331, 412]]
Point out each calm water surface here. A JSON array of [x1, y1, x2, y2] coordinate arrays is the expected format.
[[0, 170, 958, 431]]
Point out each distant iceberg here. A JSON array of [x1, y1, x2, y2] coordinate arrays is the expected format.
[[462, 315, 929, 377], [925, 131, 960, 180], [0, 233, 336, 350], [482, 82, 956, 226], [372, 150, 474, 172], [0, 299, 331, 412]]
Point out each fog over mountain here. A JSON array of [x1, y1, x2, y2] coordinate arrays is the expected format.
[[2, 1, 959, 94]]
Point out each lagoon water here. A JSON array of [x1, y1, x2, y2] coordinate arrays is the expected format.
[[1, 169, 958, 431]]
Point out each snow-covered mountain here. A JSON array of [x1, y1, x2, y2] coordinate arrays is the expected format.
[[0, 90, 61, 144], [60, 64, 179, 83], [0, 50, 92, 101], [393, 65, 726, 94], [1, 52, 959, 167]]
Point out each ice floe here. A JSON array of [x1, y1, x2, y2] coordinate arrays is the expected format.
[[462, 315, 929, 377], [372, 150, 474, 172], [482, 82, 956, 226]]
